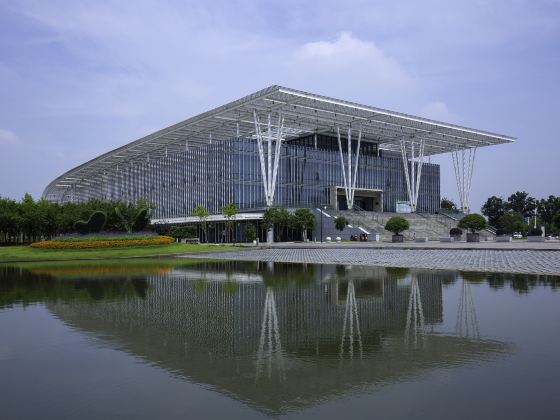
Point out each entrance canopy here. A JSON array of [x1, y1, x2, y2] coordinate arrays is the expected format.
[[46, 85, 514, 190]]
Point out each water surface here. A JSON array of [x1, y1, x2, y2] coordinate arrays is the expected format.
[[0, 261, 559, 419]]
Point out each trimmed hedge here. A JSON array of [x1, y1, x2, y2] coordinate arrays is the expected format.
[[30, 235, 174, 249], [52, 234, 157, 242], [74, 211, 107, 234]]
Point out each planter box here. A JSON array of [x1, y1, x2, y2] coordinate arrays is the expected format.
[[451, 235, 462, 241], [527, 236, 545, 242], [466, 233, 480, 243], [392, 234, 404, 243], [440, 237, 453, 242], [495, 235, 512, 243], [415, 237, 428, 243]]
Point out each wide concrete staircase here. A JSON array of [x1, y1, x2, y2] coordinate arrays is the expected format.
[[335, 210, 460, 241], [311, 208, 369, 241]]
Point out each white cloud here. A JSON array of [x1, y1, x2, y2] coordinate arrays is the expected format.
[[0, 129, 20, 145], [292, 32, 413, 94], [419, 101, 456, 122]]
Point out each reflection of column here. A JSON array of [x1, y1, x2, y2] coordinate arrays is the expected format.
[[339, 281, 363, 360], [456, 280, 480, 338], [256, 288, 285, 381], [404, 276, 426, 347]]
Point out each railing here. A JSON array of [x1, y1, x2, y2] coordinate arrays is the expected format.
[[438, 208, 466, 221]]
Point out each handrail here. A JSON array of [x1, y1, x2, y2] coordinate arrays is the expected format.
[[439, 209, 466, 221]]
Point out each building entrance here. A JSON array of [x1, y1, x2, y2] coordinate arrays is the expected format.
[[331, 187, 383, 212]]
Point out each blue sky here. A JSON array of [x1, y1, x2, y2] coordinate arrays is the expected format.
[[1, 0, 559, 211]]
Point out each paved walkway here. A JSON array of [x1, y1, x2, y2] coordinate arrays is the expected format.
[[181, 247, 560, 276], [270, 240, 560, 251]]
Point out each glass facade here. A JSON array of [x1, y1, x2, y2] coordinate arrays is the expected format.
[[51, 135, 440, 218]]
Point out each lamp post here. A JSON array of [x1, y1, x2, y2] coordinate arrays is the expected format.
[[533, 209, 537, 229], [320, 205, 327, 243], [320, 208, 323, 243]]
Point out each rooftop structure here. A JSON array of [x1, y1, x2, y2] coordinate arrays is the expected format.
[[44, 86, 514, 215]]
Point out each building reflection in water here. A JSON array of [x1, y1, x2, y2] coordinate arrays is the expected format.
[[0, 262, 512, 415], [456, 273, 481, 339], [404, 273, 427, 348], [339, 279, 363, 361], [256, 288, 285, 382]]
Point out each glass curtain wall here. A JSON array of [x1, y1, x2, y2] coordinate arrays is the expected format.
[[56, 135, 440, 217]]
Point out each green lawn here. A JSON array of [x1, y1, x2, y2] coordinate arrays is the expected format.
[[0, 243, 238, 263]]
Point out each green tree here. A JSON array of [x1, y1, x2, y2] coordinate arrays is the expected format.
[[293, 208, 315, 241], [536, 195, 560, 233], [19, 194, 43, 242], [244, 223, 257, 243], [334, 216, 348, 232], [193, 205, 210, 243], [384, 216, 409, 235], [481, 196, 506, 228], [262, 207, 291, 241], [551, 213, 560, 235], [506, 191, 536, 218], [114, 198, 153, 233], [497, 212, 526, 235], [0, 197, 21, 243], [222, 203, 238, 243], [440, 197, 457, 210], [458, 213, 488, 233]]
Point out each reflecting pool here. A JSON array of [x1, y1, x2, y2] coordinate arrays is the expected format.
[[1, 261, 559, 419]]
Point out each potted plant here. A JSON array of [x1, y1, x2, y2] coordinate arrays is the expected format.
[[527, 227, 545, 242], [457, 213, 487, 242], [449, 227, 463, 241], [385, 216, 409, 243]]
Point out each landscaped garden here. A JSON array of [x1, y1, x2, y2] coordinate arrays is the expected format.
[[0, 196, 238, 262]]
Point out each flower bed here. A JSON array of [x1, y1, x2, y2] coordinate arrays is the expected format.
[[31, 235, 174, 249], [52, 233, 158, 242]]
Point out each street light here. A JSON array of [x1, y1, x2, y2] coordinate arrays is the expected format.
[[320, 205, 327, 243]]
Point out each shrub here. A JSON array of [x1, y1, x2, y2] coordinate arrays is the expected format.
[[385, 216, 409, 235], [88, 211, 107, 233], [167, 225, 197, 240], [245, 223, 257, 242], [450, 227, 463, 236], [73, 211, 107, 234], [334, 216, 348, 232], [53, 233, 157, 242], [133, 208, 150, 232], [74, 220, 89, 235], [457, 213, 487, 233], [528, 227, 543, 236]]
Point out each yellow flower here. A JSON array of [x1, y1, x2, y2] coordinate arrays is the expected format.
[[30, 236, 175, 249]]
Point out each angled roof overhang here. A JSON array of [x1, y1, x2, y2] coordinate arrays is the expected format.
[[43, 85, 514, 197]]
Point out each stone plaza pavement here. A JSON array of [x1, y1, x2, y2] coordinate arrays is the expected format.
[[184, 245, 560, 276]]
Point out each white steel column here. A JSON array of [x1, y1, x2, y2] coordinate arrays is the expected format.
[[336, 126, 362, 209], [451, 146, 476, 214], [252, 110, 285, 206], [400, 138, 426, 212]]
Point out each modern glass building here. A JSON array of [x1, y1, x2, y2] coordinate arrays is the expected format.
[[43, 86, 513, 220]]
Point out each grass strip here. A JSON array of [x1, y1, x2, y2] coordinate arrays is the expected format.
[[0, 243, 239, 263]]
